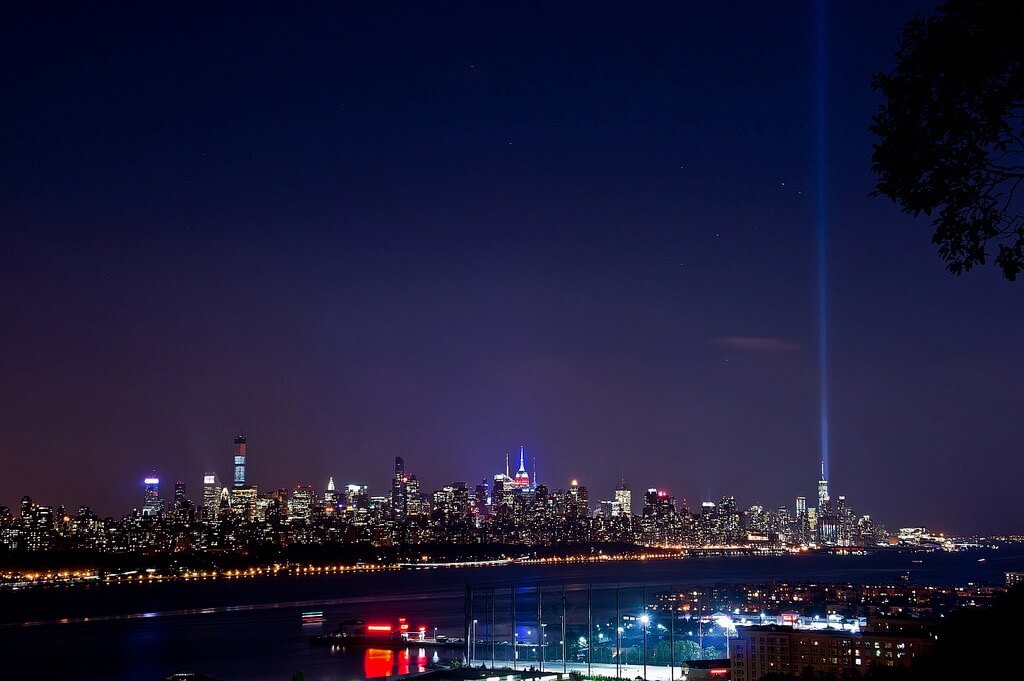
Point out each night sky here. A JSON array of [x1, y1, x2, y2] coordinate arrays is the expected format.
[[2, 2, 1021, 534]]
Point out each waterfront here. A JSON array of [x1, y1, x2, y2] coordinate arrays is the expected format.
[[2, 548, 1023, 681]]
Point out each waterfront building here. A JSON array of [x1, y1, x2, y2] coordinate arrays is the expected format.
[[19, 496, 55, 552]]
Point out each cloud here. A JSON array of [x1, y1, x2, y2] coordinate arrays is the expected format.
[[711, 336, 801, 352]]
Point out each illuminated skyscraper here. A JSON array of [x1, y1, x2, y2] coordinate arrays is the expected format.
[[324, 477, 338, 509], [233, 434, 247, 488], [614, 481, 632, 516], [473, 479, 490, 518], [344, 484, 369, 510], [230, 486, 257, 520], [513, 446, 531, 488], [142, 476, 162, 516], [817, 459, 829, 512], [202, 473, 220, 517], [391, 456, 407, 522], [290, 485, 314, 522], [173, 481, 186, 508], [492, 471, 515, 508], [567, 479, 588, 517], [795, 496, 809, 544], [405, 475, 424, 516]]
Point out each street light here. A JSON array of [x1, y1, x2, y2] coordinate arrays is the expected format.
[[472, 619, 478, 664], [639, 613, 650, 681]]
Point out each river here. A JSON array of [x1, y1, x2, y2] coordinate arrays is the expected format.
[[1, 547, 1021, 681]]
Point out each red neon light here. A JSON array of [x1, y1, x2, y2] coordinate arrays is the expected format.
[[367, 625, 393, 632], [400, 624, 410, 631], [710, 669, 729, 676], [418, 626, 426, 632]]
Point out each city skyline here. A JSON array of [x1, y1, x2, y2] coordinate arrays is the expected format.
[[5, 436, 894, 558], [3, 2, 1023, 537], [5, 435, 890, 539]]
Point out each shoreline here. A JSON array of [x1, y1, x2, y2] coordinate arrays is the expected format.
[[0, 541, 993, 594]]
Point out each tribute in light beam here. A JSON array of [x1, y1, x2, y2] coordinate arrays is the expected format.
[[815, 0, 830, 482]]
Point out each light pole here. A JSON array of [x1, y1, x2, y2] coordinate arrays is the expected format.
[[615, 585, 621, 680], [472, 619, 478, 664], [639, 613, 650, 681], [540, 623, 547, 671], [670, 610, 675, 681], [511, 586, 517, 671], [561, 587, 567, 674], [561, 614, 567, 674], [433, 627, 437, 642], [616, 626, 623, 680]]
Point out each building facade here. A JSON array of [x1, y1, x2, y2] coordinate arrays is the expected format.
[[730, 623, 936, 681]]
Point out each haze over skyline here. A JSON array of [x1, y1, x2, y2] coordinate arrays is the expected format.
[[2, 1, 1022, 534]]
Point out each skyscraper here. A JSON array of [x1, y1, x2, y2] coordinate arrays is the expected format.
[[202, 473, 220, 517], [513, 446, 531, 488], [344, 484, 369, 510], [391, 456, 407, 522], [233, 434, 247, 488], [174, 481, 186, 506], [406, 475, 423, 516], [324, 477, 338, 509], [142, 476, 162, 516], [290, 485, 314, 522], [615, 481, 632, 516], [817, 459, 829, 512]]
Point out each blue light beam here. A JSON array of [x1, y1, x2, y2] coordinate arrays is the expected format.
[[815, 0, 830, 482]]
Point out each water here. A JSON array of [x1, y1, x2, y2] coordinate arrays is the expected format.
[[2, 547, 1022, 681]]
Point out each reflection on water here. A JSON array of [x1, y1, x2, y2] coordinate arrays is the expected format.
[[363, 648, 392, 678], [363, 647, 429, 678]]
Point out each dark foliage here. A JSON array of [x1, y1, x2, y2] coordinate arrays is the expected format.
[[871, 0, 1024, 280]]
